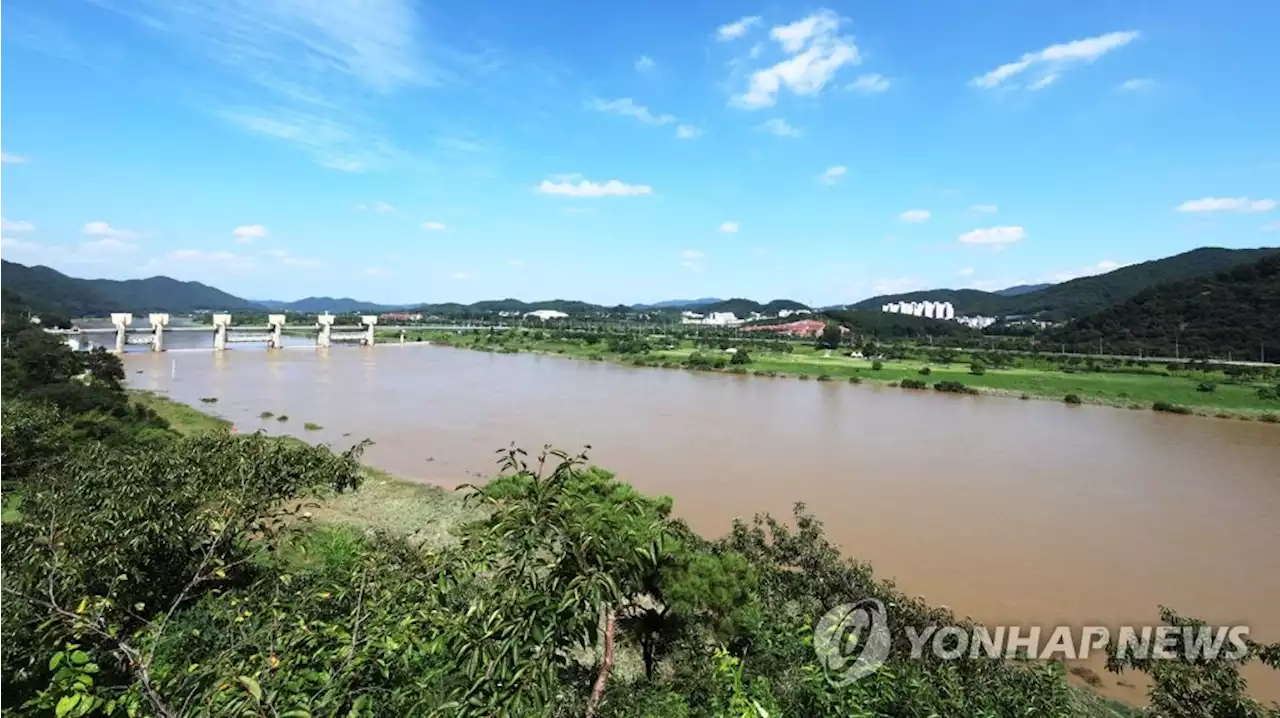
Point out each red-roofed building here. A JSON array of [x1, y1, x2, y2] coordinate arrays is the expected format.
[[739, 319, 842, 338]]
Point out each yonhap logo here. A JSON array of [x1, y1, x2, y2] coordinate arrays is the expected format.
[[813, 599, 891, 686]]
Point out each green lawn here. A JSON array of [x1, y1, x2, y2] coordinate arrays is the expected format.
[[400, 330, 1280, 421]]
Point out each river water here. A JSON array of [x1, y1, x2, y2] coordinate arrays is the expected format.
[[123, 341, 1280, 703]]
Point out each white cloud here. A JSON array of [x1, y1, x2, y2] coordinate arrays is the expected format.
[[421, 221, 448, 231], [537, 177, 654, 198], [232, 224, 269, 243], [160, 248, 258, 272], [589, 98, 675, 126], [675, 124, 703, 139], [0, 237, 36, 250], [758, 118, 803, 137], [734, 10, 860, 109], [357, 200, 397, 213], [1, 151, 28, 164], [819, 165, 847, 185], [635, 55, 656, 72], [720, 221, 740, 234], [1118, 78, 1155, 92], [680, 249, 705, 260], [1263, 221, 1280, 231], [848, 73, 890, 94], [83, 221, 137, 239], [84, 238, 136, 253], [1, 218, 36, 232], [971, 31, 1138, 90], [959, 225, 1026, 247], [265, 248, 322, 268], [872, 277, 929, 295], [91, 0, 428, 172], [900, 209, 931, 223], [1029, 74, 1058, 90], [958, 267, 975, 276], [717, 15, 761, 41], [1045, 259, 1127, 283], [968, 204, 998, 214], [1176, 197, 1277, 213], [320, 158, 365, 172]]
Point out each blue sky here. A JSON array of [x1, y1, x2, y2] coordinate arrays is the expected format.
[[2, 0, 1277, 306]]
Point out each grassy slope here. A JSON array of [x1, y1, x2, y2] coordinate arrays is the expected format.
[[129, 390, 473, 546], [395, 331, 1280, 420]]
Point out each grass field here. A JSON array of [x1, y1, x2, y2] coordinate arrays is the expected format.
[[129, 390, 473, 542], [395, 329, 1280, 422]]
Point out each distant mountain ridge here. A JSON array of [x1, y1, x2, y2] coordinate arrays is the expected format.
[[1050, 253, 1280, 358], [632, 297, 724, 310], [259, 297, 406, 313], [1, 260, 260, 316], [994, 283, 1052, 297], [852, 247, 1279, 320]]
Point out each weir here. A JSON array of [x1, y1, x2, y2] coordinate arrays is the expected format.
[[48, 316, 506, 353]]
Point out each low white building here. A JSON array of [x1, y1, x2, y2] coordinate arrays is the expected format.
[[524, 309, 569, 321]]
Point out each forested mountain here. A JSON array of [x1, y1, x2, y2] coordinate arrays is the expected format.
[[632, 297, 724, 309], [1049, 253, 1280, 360], [852, 247, 1279, 320], [994, 283, 1051, 297], [1, 260, 260, 316], [260, 297, 404, 313], [695, 298, 810, 316], [823, 309, 977, 340]]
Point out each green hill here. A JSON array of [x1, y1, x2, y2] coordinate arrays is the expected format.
[[1, 260, 262, 316], [823, 309, 977, 340], [852, 247, 1278, 320], [1049, 253, 1280, 360]]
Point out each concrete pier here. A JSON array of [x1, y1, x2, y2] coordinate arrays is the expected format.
[[317, 313, 335, 348], [111, 313, 133, 354], [213, 314, 231, 351], [268, 314, 286, 349], [361, 315, 378, 346], [148, 313, 170, 352]]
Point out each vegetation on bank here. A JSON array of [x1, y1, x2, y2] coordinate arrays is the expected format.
[[5, 316, 1280, 716], [392, 327, 1280, 421]]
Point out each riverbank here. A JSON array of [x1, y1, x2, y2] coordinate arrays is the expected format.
[[387, 329, 1280, 422], [129, 388, 1145, 715], [128, 389, 477, 548]]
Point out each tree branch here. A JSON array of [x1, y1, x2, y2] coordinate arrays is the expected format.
[[585, 607, 616, 718]]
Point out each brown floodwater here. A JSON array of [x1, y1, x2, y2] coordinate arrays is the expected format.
[[123, 343, 1280, 704]]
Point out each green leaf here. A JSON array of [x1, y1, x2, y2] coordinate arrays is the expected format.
[[55, 695, 80, 718], [69, 650, 90, 666], [238, 675, 263, 703]]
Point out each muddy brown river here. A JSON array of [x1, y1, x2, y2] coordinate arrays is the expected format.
[[124, 342, 1280, 703]]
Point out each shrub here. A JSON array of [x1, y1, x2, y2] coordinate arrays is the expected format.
[[918, 366, 932, 376], [277, 414, 289, 422], [848, 376, 863, 384], [1152, 401, 1192, 415], [304, 422, 323, 431], [259, 411, 274, 419], [968, 360, 986, 376], [816, 374, 832, 382], [1019, 393, 1031, 401], [1196, 382, 1217, 393], [1260, 413, 1280, 424], [729, 349, 751, 365], [934, 381, 977, 395], [900, 379, 928, 389], [1256, 386, 1279, 401], [1063, 394, 1083, 405], [798, 374, 812, 381], [199, 397, 218, 404], [871, 360, 884, 371]]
